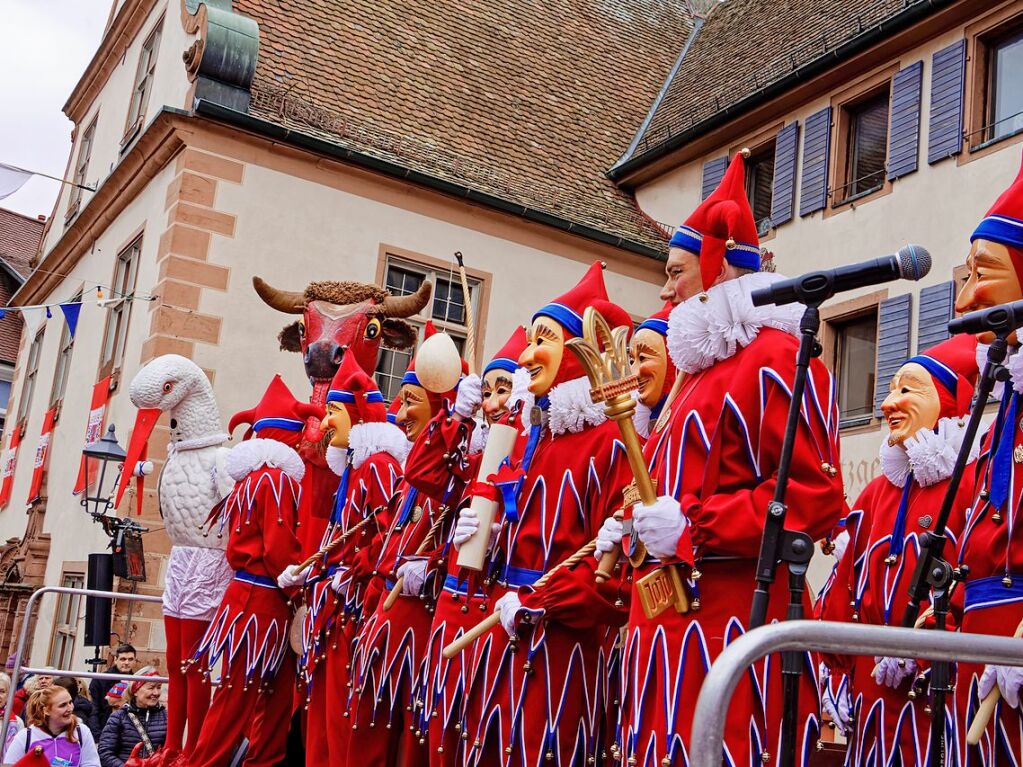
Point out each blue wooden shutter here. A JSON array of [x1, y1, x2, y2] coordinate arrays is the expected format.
[[888, 61, 923, 180], [771, 122, 799, 228], [701, 157, 727, 199], [874, 293, 913, 416], [799, 107, 831, 216], [916, 281, 955, 352], [928, 39, 966, 164]]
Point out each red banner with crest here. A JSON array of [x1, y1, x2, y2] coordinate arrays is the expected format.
[[0, 428, 21, 509], [26, 407, 57, 503], [74, 376, 112, 495]]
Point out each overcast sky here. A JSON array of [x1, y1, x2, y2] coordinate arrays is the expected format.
[[1, 1, 110, 219]]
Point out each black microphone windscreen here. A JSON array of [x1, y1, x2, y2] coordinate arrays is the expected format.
[[896, 244, 931, 281]]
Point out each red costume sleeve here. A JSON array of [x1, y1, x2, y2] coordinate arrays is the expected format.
[[261, 473, 303, 582], [520, 557, 629, 629], [405, 411, 480, 498], [681, 352, 843, 558]]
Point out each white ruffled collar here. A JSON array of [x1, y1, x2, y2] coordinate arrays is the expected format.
[[168, 432, 229, 454], [513, 375, 606, 437], [633, 400, 653, 439], [878, 417, 979, 488], [977, 342, 1023, 400], [324, 422, 411, 475], [666, 272, 803, 374], [225, 438, 305, 482]]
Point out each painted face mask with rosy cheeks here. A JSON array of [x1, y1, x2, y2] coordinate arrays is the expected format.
[[396, 383, 433, 442], [519, 317, 565, 397], [481, 370, 514, 425], [881, 362, 942, 446], [956, 239, 1023, 344], [629, 328, 669, 408], [320, 402, 353, 448]]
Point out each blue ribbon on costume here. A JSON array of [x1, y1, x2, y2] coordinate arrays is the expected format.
[[396, 487, 420, 527], [988, 392, 1018, 511], [887, 474, 914, 560], [502, 395, 549, 522], [329, 455, 353, 526], [649, 395, 666, 424], [493, 459, 525, 523]]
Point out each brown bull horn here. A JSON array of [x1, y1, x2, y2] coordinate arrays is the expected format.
[[380, 280, 433, 318], [252, 276, 305, 314]]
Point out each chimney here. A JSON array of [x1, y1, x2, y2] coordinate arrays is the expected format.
[[36, 215, 46, 222]]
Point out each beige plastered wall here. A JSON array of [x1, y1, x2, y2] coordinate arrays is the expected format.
[[4, 120, 666, 667]]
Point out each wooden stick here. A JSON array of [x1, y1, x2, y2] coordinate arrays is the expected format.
[[454, 252, 477, 373], [382, 507, 450, 611], [442, 540, 597, 659], [967, 618, 1023, 745], [294, 511, 377, 573]]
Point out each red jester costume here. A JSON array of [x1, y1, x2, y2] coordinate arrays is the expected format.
[[455, 262, 634, 767], [402, 326, 529, 767], [610, 152, 845, 767], [816, 335, 979, 765], [187, 375, 317, 767], [295, 351, 409, 765], [953, 151, 1023, 764], [345, 322, 459, 767]]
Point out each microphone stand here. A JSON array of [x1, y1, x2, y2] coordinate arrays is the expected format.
[[900, 334, 1009, 767], [749, 301, 819, 767]]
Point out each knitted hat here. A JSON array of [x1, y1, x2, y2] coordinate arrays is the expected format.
[[670, 150, 760, 291], [127, 666, 160, 698], [106, 681, 128, 700], [483, 326, 528, 378], [903, 334, 979, 419], [228, 375, 324, 445], [972, 147, 1023, 278], [326, 349, 386, 424]]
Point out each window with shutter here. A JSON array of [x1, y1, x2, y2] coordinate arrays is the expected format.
[[745, 142, 775, 236], [771, 122, 799, 228], [873, 294, 912, 418], [701, 157, 727, 200], [830, 311, 879, 427], [837, 88, 890, 203], [887, 61, 923, 180], [916, 282, 955, 352], [973, 26, 1023, 149], [929, 39, 966, 163], [799, 107, 831, 217]]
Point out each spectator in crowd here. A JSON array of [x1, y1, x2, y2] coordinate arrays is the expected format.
[[0, 672, 24, 749], [54, 677, 99, 739], [97, 668, 166, 767], [104, 683, 127, 716], [12, 670, 55, 720], [90, 645, 135, 731], [3, 685, 101, 766]]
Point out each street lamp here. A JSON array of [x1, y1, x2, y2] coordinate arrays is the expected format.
[[80, 423, 126, 518]]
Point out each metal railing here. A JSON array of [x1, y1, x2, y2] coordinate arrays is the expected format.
[[0, 586, 167, 750], [689, 620, 1023, 767]]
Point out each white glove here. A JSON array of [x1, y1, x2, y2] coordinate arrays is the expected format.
[[454, 374, 483, 419], [276, 564, 311, 589], [330, 568, 347, 594], [632, 496, 687, 560], [831, 530, 850, 562], [494, 592, 544, 638], [873, 656, 917, 688], [452, 508, 480, 548], [818, 663, 852, 734], [397, 559, 428, 596], [594, 516, 624, 561], [506, 368, 532, 415], [979, 664, 1023, 708]]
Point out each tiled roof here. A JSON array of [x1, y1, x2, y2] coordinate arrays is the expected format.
[[0, 208, 42, 278], [230, 0, 691, 254], [0, 208, 39, 367], [625, 0, 934, 168]]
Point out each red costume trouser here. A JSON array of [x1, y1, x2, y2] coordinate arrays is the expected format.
[[165, 616, 211, 755], [189, 654, 296, 767], [304, 634, 351, 762]]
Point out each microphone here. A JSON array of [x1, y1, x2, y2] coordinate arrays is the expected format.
[[948, 299, 1023, 336], [751, 244, 931, 307]]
